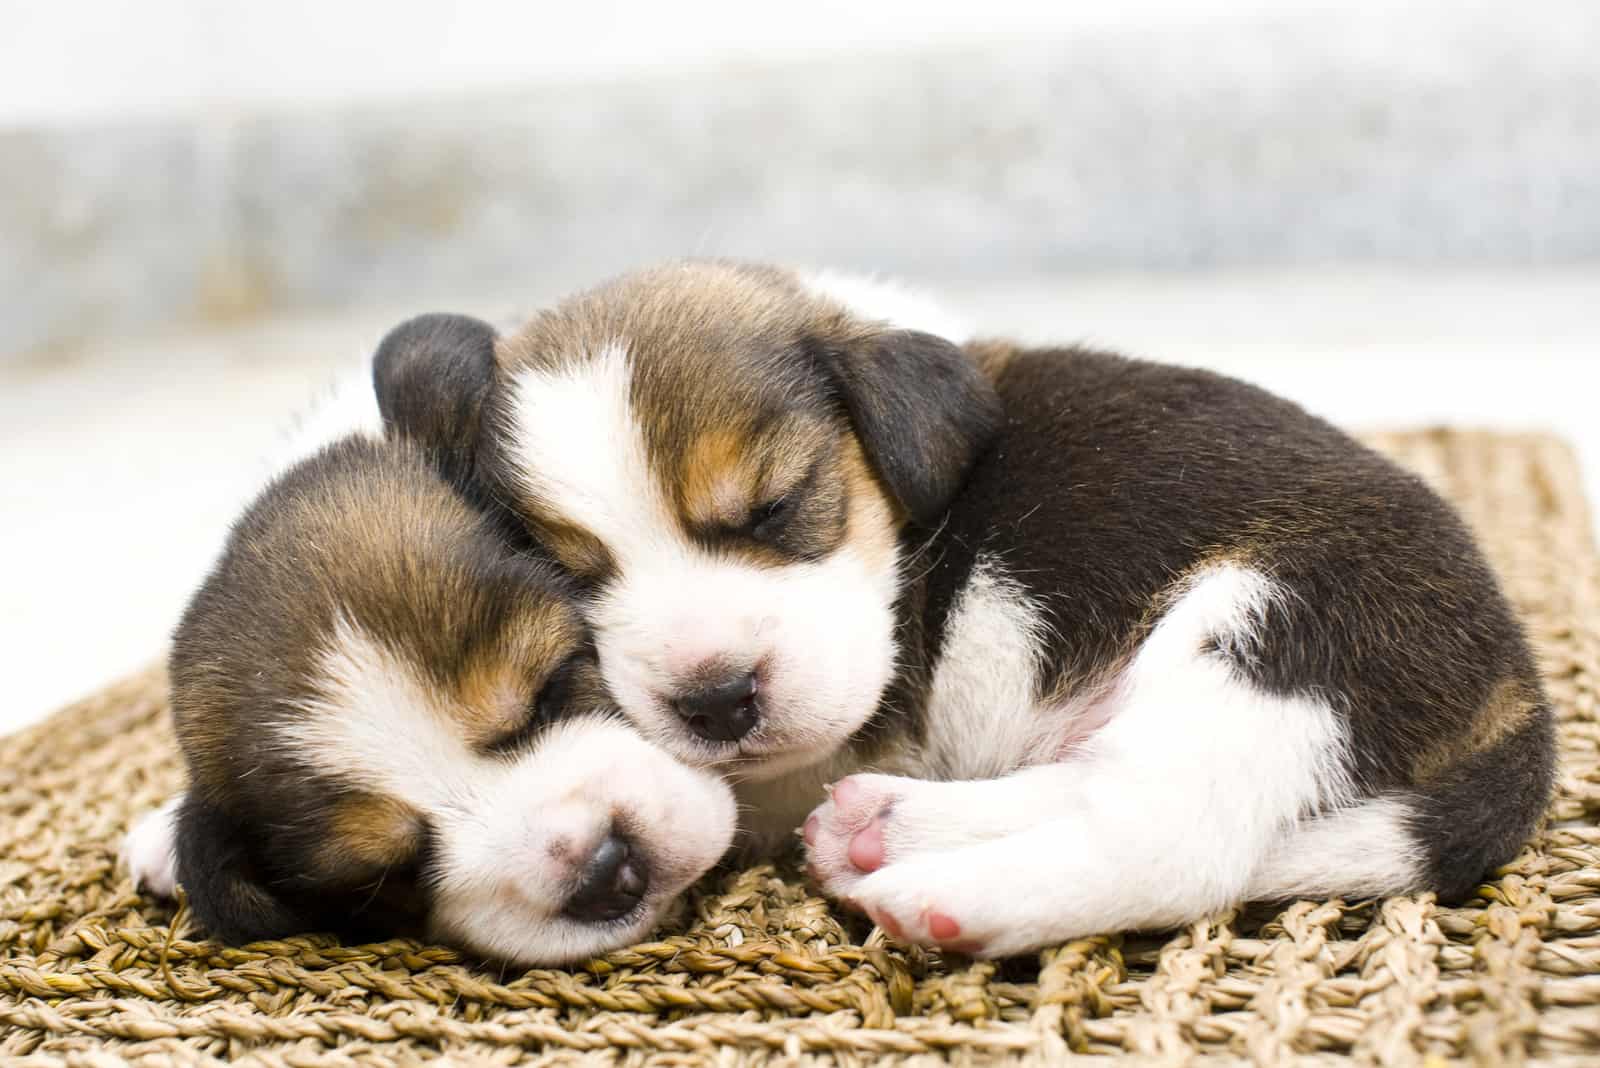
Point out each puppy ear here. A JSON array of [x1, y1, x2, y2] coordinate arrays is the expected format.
[[823, 330, 1001, 523], [372, 313, 498, 483], [174, 794, 306, 944]]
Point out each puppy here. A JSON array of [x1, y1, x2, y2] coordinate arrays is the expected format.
[[125, 316, 734, 964], [391, 259, 1553, 958]]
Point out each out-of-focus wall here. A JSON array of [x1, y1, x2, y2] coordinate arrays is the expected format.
[[4, 0, 1597, 359], [1, 0, 1369, 123]]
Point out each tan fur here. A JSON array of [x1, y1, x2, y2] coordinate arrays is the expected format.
[[495, 261, 900, 571], [966, 339, 1024, 382], [1412, 678, 1541, 783], [454, 603, 583, 748], [681, 428, 761, 530], [324, 794, 425, 871], [839, 437, 900, 573], [530, 515, 615, 581]]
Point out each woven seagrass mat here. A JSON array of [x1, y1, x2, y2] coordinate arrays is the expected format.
[[2, 429, 1598, 1067]]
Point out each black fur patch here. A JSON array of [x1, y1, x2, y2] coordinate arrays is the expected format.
[[1409, 708, 1556, 900], [373, 312, 498, 486], [818, 329, 1002, 524], [175, 794, 309, 943]]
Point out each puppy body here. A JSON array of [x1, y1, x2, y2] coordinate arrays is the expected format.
[[800, 342, 1553, 954], [482, 262, 1554, 956]]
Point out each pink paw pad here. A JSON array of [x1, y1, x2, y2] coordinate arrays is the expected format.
[[847, 811, 888, 872], [926, 912, 985, 955], [868, 907, 906, 940]]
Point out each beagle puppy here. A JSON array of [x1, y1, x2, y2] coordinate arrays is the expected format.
[[125, 315, 734, 964], [435, 260, 1555, 957]]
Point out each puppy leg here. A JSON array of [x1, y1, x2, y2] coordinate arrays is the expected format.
[[804, 767, 1077, 893], [807, 566, 1425, 954]]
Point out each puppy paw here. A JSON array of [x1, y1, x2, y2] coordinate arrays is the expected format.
[[122, 795, 184, 899], [850, 867, 991, 956], [803, 774, 903, 898]]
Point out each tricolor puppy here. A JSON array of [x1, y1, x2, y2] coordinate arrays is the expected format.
[[125, 316, 734, 964], [408, 259, 1551, 958]]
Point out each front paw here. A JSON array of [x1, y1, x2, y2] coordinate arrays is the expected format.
[[123, 795, 183, 899], [803, 774, 903, 899]]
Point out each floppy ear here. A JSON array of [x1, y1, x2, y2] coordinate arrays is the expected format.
[[175, 794, 307, 944], [372, 313, 498, 484], [822, 330, 1002, 524]]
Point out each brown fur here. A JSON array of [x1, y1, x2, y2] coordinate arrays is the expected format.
[[169, 435, 596, 944], [1411, 678, 1542, 784], [484, 261, 981, 570], [324, 794, 427, 872]]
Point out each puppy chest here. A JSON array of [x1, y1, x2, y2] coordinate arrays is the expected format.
[[916, 559, 1074, 780]]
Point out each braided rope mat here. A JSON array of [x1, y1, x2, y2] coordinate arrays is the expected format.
[[3, 429, 1597, 1067]]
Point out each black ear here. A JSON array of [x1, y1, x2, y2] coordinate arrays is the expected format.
[[175, 794, 306, 944], [823, 330, 1002, 523], [372, 313, 498, 483]]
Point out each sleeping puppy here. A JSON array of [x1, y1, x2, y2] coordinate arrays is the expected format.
[[397, 259, 1552, 958], [124, 316, 734, 964]]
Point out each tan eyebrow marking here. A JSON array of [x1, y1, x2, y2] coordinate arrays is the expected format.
[[682, 428, 759, 530], [680, 418, 832, 532], [452, 602, 585, 749]]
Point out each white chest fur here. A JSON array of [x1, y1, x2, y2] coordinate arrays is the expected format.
[[912, 557, 1077, 780]]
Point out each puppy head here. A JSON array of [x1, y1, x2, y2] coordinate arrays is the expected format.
[[168, 337, 735, 965], [477, 262, 1000, 779]]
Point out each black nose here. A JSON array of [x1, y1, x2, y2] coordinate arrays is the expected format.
[[674, 670, 760, 743], [563, 832, 648, 923]]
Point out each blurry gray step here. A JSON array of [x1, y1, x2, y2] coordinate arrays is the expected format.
[[4, 2, 1598, 358]]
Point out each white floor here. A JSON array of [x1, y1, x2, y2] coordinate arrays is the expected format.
[[3, 267, 1596, 735]]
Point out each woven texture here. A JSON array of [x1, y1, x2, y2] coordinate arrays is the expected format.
[[3, 429, 1597, 1066]]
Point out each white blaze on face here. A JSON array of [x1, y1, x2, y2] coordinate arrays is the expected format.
[[282, 618, 736, 966], [503, 343, 901, 779]]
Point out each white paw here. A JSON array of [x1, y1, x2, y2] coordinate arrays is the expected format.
[[846, 858, 995, 956], [803, 774, 1065, 956], [122, 795, 183, 899], [803, 774, 904, 900]]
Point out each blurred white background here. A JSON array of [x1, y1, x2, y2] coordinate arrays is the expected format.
[[2, 0, 1596, 732], [5, 0, 1390, 123]]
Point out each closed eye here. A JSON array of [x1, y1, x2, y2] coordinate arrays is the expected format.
[[737, 454, 826, 545], [486, 648, 593, 756], [745, 495, 793, 542]]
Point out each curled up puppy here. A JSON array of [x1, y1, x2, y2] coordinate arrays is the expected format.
[[462, 260, 1556, 958], [124, 316, 734, 965]]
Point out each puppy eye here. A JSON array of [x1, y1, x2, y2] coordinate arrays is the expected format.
[[746, 495, 794, 543], [488, 650, 590, 756], [533, 650, 589, 724]]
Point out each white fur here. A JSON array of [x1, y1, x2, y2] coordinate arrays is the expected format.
[[912, 557, 1075, 781], [502, 344, 900, 781], [806, 564, 1423, 956], [122, 794, 183, 898], [281, 618, 737, 965], [265, 356, 384, 479], [1246, 798, 1424, 899], [801, 270, 974, 344]]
